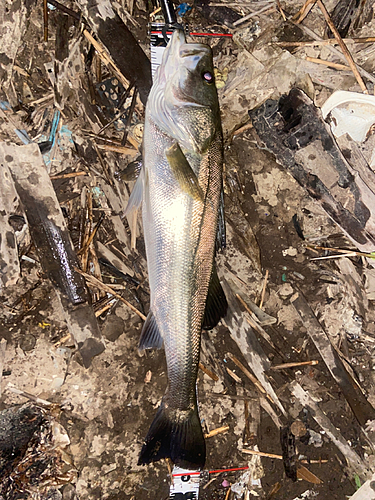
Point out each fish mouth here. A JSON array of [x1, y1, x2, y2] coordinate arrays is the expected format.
[[168, 28, 186, 54], [159, 29, 186, 82], [159, 30, 211, 83]]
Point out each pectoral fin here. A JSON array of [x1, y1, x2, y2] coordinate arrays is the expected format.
[[165, 142, 204, 202], [124, 165, 144, 217]]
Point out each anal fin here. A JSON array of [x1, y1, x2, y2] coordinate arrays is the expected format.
[[138, 311, 163, 351], [202, 265, 228, 330]]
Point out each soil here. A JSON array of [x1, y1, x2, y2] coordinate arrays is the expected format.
[[1, 1, 375, 500]]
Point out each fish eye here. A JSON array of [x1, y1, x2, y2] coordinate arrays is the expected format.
[[202, 71, 214, 84]]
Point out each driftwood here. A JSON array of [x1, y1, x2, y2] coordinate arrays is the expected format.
[[221, 278, 287, 417], [1, 142, 104, 368], [250, 88, 375, 256], [0, 162, 20, 290]]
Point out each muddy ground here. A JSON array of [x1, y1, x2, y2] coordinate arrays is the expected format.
[[1, 1, 375, 499]]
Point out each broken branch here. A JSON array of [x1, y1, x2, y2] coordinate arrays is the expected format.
[[205, 426, 230, 439], [199, 362, 219, 381], [271, 360, 319, 370], [306, 56, 351, 71]]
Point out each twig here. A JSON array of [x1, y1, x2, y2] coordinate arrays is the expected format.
[[28, 93, 55, 106], [120, 7, 141, 29], [83, 29, 129, 89], [316, 0, 367, 93], [89, 241, 103, 283], [93, 141, 114, 187], [293, 0, 316, 23], [49, 171, 87, 179], [47, 0, 82, 22], [302, 459, 329, 464], [7, 383, 53, 406], [205, 425, 230, 439], [233, 5, 276, 26], [276, 0, 287, 21], [199, 362, 219, 381], [203, 477, 216, 490], [306, 56, 351, 71], [242, 448, 283, 459], [232, 122, 253, 139], [297, 464, 322, 484], [54, 333, 72, 348], [293, 23, 375, 85], [80, 190, 92, 272], [207, 393, 256, 402], [226, 367, 242, 383], [242, 448, 328, 464], [235, 294, 277, 350], [76, 268, 146, 320], [225, 488, 231, 500], [0, 339, 7, 398], [94, 298, 117, 317], [274, 37, 375, 47], [166, 458, 174, 486], [43, 0, 48, 41], [310, 252, 358, 261], [259, 269, 269, 310], [226, 352, 271, 401], [96, 143, 139, 157], [121, 88, 138, 147], [306, 244, 375, 260], [271, 360, 319, 370], [210, 1, 271, 5], [150, 6, 162, 17]]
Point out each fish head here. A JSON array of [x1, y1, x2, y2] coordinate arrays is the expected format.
[[149, 30, 221, 154]]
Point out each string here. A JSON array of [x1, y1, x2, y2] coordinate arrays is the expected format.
[[172, 466, 249, 477]]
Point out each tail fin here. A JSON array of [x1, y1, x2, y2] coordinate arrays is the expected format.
[[138, 400, 205, 470]]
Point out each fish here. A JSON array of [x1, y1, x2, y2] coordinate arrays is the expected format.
[[125, 29, 227, 470]]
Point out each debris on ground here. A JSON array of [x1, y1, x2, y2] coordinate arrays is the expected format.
[[1, 0, 375, 498]]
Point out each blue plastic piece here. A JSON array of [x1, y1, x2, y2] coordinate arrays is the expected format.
[[176, 3, 191, 16], [0, 101, 12, 111]]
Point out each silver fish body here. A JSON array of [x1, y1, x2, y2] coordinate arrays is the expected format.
[[128, 30, 227, 470]]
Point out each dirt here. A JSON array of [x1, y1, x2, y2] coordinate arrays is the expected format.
[[1, 1, 375, 499]]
